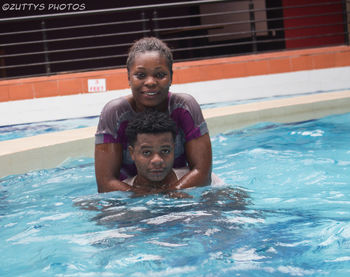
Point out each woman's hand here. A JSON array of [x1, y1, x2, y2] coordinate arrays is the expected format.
[[95, 143, 132, 193], [172, 134, 212, 189]]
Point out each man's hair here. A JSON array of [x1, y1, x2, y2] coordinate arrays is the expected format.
[[126, 37, 173, 77], [126, 110, 178, 146]]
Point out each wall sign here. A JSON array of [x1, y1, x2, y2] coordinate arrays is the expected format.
[[88, 79, 106, 92]]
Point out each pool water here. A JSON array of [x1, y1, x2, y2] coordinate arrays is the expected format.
[[1, 112, 350, 276], [0, 116, 99, 141]]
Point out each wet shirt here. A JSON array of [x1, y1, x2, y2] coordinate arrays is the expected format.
[[123, 167, 224, 187], [95, 92, 209, 180]]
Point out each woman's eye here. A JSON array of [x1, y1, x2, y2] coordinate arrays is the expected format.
[[156, 72, 166, 79], [135, 72, 145, 79]]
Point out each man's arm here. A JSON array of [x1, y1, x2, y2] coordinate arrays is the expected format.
[[95, 143, 132, 193], [172, 133, 212, 190]]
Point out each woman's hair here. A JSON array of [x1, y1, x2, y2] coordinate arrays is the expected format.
[[126, 110, 178, 146], [126, 37, 173, 76]]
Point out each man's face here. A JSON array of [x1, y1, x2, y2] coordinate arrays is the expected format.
[[129, 132, 175, 184]]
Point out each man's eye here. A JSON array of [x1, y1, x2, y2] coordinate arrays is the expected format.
[[142, 151, 151, 156], [161, 149, 171, 154]]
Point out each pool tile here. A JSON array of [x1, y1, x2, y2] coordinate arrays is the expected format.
[[290, 55, 314, 71], [245, 60, 270, 76], [59, 78, 84, 95], [312, 53, 337, 69], [0, 86, 9, 102], [34, 80, 59, 98], [269, 57, 292, 74], [9, 84, 34, 101]]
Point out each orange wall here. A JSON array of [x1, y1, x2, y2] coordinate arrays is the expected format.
[[0, 45, 350, 102]]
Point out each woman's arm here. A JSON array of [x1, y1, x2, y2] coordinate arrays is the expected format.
[[95, 143, 132, 193], [172, 133, 212, 189]]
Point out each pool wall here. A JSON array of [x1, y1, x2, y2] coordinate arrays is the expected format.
[[1, 90, 350, 178]]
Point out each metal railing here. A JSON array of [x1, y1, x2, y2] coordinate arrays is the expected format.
[[0, 0, 349, 79]]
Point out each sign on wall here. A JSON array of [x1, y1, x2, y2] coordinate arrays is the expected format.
[[88, 79, 106, 92]]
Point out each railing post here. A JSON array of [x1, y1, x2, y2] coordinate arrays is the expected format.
[[152, 10, 159, 37], [249, 0, 257, 53], [41, 20, 51, 74], [342, 0, 349, 45], [141, 11, 148, 37]]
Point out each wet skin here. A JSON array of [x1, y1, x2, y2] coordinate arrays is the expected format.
[[129, 132, 176, 187]]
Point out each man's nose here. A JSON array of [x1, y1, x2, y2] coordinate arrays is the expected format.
[[151, 153, 163, 165]]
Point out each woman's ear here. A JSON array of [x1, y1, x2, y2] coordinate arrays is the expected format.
[[127, 68, 132, 85]]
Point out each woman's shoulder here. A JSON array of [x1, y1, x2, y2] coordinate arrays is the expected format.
[[101, 96, 132, 116], [170, 92, 197, 102], [102, 96, 129, 109], [169, 92, 200, 110]]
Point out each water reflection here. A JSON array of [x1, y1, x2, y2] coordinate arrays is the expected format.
[[74, 186, 258, 230]]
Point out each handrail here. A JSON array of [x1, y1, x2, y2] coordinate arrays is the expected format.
[[1, 11, 344, 49], [0, 29, 148, 47], [0, 19, 148, 36], [154, 1, 345, 21]]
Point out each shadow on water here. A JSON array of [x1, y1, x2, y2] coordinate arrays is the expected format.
[[74, 186, 255, 228]]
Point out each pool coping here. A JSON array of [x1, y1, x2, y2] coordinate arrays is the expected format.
[[1, 89, 350, 178]]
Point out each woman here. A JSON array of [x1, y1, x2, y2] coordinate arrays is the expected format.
[[95, 37, 212, 193]]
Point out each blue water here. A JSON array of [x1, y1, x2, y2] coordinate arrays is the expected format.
[[1, 112, 350, 276], [0, 116, 99, 141]]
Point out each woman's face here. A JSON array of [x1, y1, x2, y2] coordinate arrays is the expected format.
[[128, 51, 172, 112]]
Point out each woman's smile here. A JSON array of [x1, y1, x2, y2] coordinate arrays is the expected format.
[[143, 90, 159, 96]]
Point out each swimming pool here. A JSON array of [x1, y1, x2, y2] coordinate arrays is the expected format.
[[1, 112, 350, 276]]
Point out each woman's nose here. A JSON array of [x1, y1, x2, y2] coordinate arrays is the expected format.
[[144, 76, 156, 87]]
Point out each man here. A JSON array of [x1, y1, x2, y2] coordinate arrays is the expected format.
[[124, 110, 189, 195], [124, 110, 222, 196]]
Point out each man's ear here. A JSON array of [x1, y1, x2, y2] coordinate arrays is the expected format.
[[128, 145, 135, 161]]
